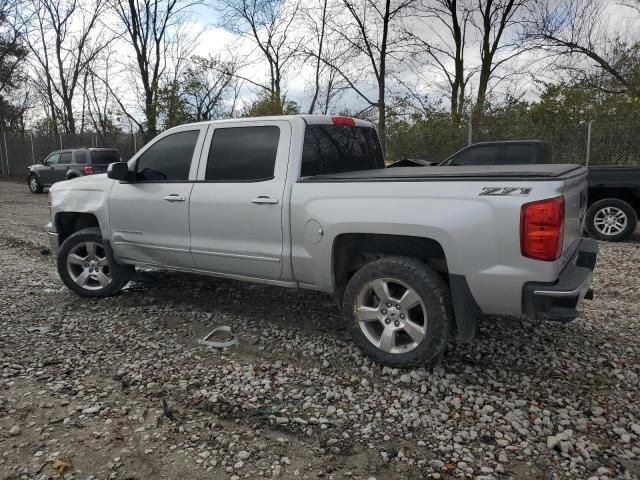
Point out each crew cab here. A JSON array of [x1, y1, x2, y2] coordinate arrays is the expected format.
[[440, 140, 640, 241], [27, 147, 122, 193], [46, 116, 598, 368]]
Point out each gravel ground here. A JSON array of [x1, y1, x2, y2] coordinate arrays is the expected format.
[[0, 178, 639, 480]]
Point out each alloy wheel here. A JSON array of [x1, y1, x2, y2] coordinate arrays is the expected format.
[[594, 206, 627, 236], [66, 241, 111, 290], [355, 278, 427, 354]]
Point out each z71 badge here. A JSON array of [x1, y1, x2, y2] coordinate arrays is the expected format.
[[479, 187, 532, 196]]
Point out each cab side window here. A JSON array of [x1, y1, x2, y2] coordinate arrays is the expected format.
[[205, 126, 280, 181], [135, 130, 200, 182]]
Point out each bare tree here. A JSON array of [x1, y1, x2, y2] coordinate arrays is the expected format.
[[0, 0, 28, 97], [324, 0, 416, 150], [111, 0, 199, 140], [217, 0, 301, 109], [471, 0, 527, 130], [302, 0, 349, 114], [525, 0, 640, 97], [406, 0, 473, 125], [84, 48, 123, 142], [181, 55, 238, 120], [22, 0, 110, 134]]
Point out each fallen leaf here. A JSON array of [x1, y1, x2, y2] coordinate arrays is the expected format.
[[53, 458, 73, 475]]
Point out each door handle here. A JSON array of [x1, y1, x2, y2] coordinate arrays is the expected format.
[[164, 194, 186, 202], [251, 196, 278, 205]]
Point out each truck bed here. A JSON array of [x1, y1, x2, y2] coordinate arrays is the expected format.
[[302, 164, 585, 182]]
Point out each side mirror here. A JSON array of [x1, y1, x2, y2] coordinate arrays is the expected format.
[[107, 162, 132, 181]]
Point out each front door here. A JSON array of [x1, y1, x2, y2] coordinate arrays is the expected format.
[[189, 120, 291, 280], [40, 152, 61, 184], [109, 126, 207, 268]]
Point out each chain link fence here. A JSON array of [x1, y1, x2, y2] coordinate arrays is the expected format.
[[0, 132, 142, 177], [0, 118, 638, 177], [386, 118, 640, 166]]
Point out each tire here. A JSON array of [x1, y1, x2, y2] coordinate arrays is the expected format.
[[342, 256, 451, 368], [57, 227, 134, 297], [586, 198, 637, 242], [28, 175, 43, 193]]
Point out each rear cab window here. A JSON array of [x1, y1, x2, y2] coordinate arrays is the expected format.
[[301, 124, 384, 177]]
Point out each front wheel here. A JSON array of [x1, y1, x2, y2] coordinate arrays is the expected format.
[[342, 256, 451, 368], [586, 199, 637, 242], [57, 228, 134, 297], [28, 175, 43, 193]]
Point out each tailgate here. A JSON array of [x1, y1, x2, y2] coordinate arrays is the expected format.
[[561, 168, 589, 261]]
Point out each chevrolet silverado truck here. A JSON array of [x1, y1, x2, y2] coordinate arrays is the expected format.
[[439, 140, 640, 242], [46, 116, 598, 368]]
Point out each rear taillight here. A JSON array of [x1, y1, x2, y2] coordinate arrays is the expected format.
[[332, 115, 355, 126], [83, 165, 94, 175], [520, 196, 564, 261]]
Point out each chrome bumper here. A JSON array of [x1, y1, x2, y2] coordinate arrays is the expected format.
[[46, 222, 58, 255], [522, 238, 598, 322]]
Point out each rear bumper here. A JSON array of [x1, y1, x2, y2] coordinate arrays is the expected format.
[[522, 238, 598, 322], [46, 222, 58, 255]]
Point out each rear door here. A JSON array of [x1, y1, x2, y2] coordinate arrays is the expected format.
[[55, 151, 73, 181], [109, 125, 207, 268], [189, 120, 291, 279]]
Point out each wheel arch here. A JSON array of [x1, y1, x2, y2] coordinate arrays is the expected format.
[[331, 233, 480, 342], [588, 187, 640, 212], [55, 212, 101, 245]]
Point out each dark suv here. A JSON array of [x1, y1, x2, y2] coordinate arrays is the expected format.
[[27, 147, 122, 193]]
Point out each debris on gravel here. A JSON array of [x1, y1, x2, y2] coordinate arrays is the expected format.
[[0, 179, 639, 479]]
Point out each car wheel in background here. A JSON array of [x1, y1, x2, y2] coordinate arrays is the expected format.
[[57, 227, 134, 297], [28, 175, 43, 193], [342, 256, 451, 368], [586, 198, 637, 242]]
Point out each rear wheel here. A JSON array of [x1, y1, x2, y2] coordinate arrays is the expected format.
[[57, 228, 134, 297], [586, 199, 637, 242], [28, 175, 43, 193], [342, 256, 451, 368]]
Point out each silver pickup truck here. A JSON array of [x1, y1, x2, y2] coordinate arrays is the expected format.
[[46, 115, 598, 368]]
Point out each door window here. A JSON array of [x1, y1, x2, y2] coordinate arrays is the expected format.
[[205, 126, 280, 181], [448, 145, 500, 165], [135, 130, 199, 181], [45, 153, 60, 165], [60, 151, 72, 164], [502, 144, 534, 164], [73, 151, 88, 164]]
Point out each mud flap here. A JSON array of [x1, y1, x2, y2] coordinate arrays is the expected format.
[[449, 274, 481, 343]]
